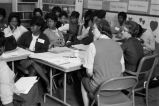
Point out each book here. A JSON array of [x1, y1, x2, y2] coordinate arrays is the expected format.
[[15, 77, 38, 94]]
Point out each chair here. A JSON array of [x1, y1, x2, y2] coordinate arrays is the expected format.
[[125, 53, 159, 106], [91, 76, 137, 106]]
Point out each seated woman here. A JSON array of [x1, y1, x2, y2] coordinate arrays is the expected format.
[[77, 10, 94, 45], [81, 19, 124, 106], [17, 16, 50, 91], [0, 32, 43, 106], [58, 11, 80, 46], [3, 12, 28, 41], [44, 13, 65, 48], [121, 21, 144, 72]]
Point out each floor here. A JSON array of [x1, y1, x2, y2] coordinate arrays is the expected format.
[[40, 80, 159, 106]]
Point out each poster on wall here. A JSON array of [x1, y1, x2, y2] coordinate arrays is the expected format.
[[109, 2, 128, 12], [103, 0, 119, 1], [151, 0, 159, 4], [150, 5, 159, 16], [105, 12, 118, 27], [128, 1, 148, 13], [88, 0, 103, 9]]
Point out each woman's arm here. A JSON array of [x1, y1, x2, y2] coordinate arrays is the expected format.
[[83, 43, 96, 77]]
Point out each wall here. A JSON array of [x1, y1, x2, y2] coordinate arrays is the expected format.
[[0, 0, 11, 3], [0, 0, 12, 22]]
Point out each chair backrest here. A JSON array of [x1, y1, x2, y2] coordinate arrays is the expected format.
[[91, 76, 137, 106], [136, 53, 158, 77], [135, 53, 158, 87], [98, 76, 137, 92]]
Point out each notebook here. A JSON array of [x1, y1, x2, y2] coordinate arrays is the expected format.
[[15, 76, 38, 94]]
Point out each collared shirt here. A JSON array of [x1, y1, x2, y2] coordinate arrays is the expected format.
[[29, 34, 39, 52], [83, 34, 125, 75], [0, 61, 17, 105], [141, 29, 155, 51], [3, 25, 28, 41]]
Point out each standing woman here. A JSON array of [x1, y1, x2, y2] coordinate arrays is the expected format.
[[81, 19, 124, 106], [3, 12, 28, 41]]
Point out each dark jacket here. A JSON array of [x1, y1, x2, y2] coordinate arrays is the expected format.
[[17, 31, 49, 53], [121, 37, 144, 72]]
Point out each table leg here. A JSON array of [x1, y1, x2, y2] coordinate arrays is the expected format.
[[64, 73, 67, 103], [12, 61, 14, 72], [50, 68, 53, 96]]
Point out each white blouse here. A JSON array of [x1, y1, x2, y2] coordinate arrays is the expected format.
[[3, 25, 28, 41]]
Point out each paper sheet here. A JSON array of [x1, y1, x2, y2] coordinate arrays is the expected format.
[[88, 0, 103, 9], [150, 5, 159, 15], [151, 0, 159, 4], [1, 51, 19, 58], [15, 77, 38, 94], [72, 44, 88, 51], [48, 47, 72, 53], [109, 2, 128, 12], [128, 1, 148, 12]]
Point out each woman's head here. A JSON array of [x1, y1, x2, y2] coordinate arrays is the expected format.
[[70, 11, 80, 24], [45, 13, 58, 29], [33, 8, 43, 17], [8, 12, 21, 27], [118, 12, 127, 26], [59, 11, 68, 24], [30, 16, 45, 34], [121, 21, 140, 39], [84, 10, 93, 28], [52, 6, 62, 18], [0, 8, 6, 21], [92, 19, 112, 40], [0, 31, 5, 55]]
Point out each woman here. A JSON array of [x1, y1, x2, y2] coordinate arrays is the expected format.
[[77, 10, 94, 45], [44, 13, 65, 48], [17, 16, 50, 92], [33, 8, 43, 17], [121, 21, 144, 72], [0, 32, 44, 106], [3, 12, 28, 41], [81, 19, 124, 106]]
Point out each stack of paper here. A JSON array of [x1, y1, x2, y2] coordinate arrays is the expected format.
[[48, 47, 72, 53], [72, 44, 88, 51], [15, 77, 38, 94]]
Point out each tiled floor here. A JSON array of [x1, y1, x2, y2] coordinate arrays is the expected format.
[[41, 82, 159, 106]]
